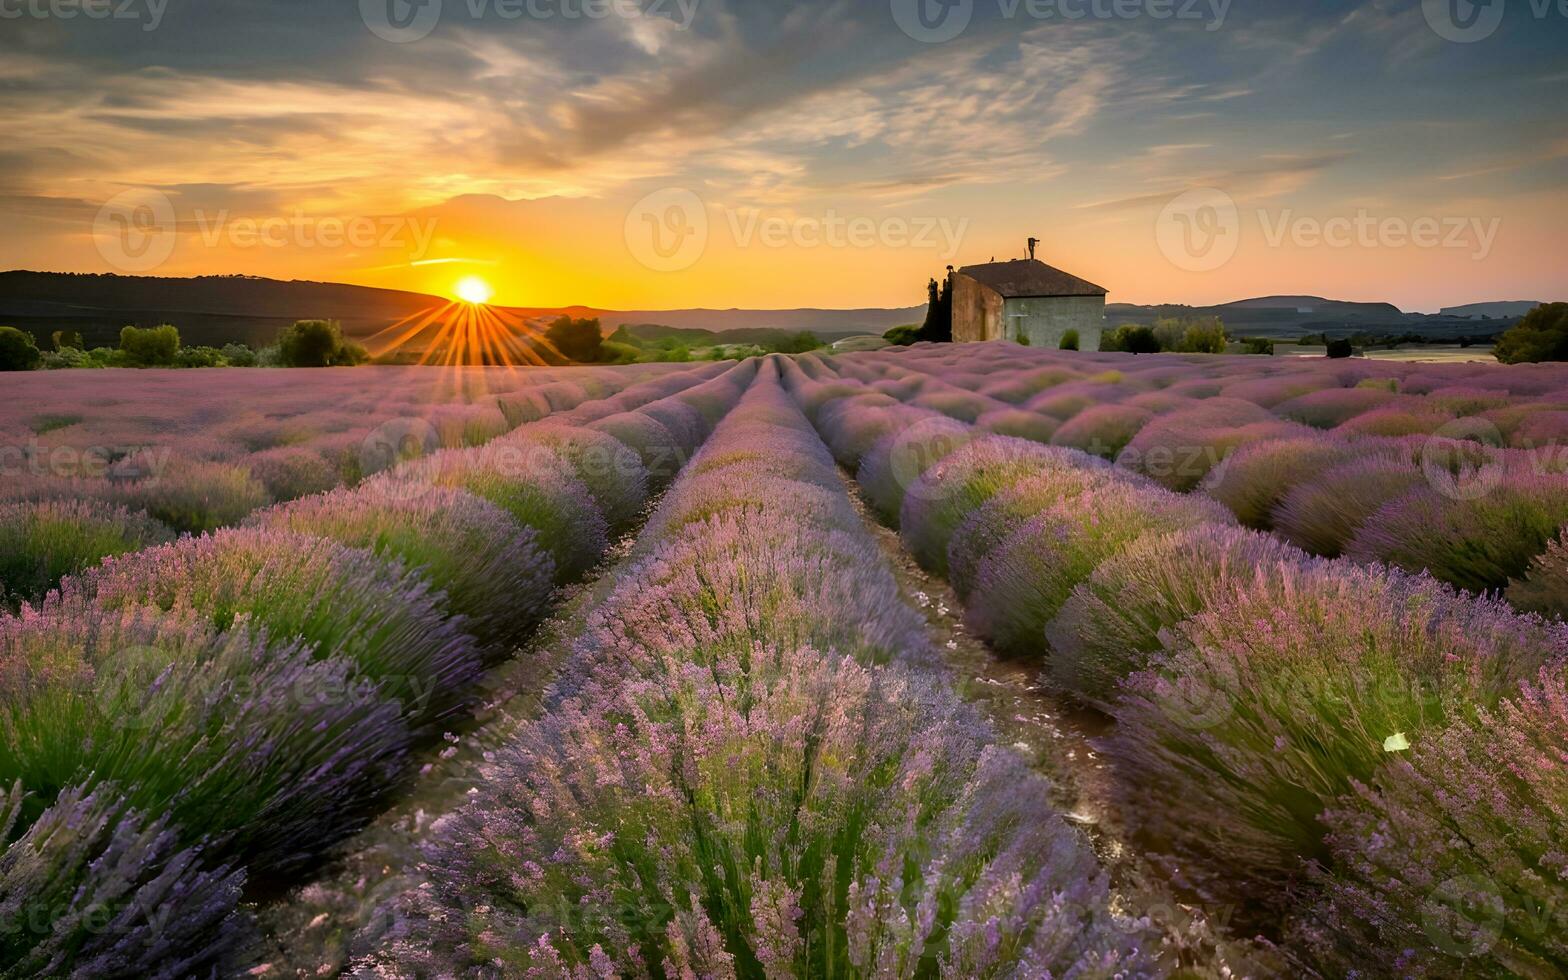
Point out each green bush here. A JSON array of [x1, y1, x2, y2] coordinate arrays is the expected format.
[[0, 326, 41, 371], [1494, 302, 1568, 364], [277, 319, 365, 367], [40, 347, 91, 370], [50, 329, 83, 351], [883, 324, 921, 347], [544, 315, 603, 363], [175, 345, 227, 368], [1101, 324, 1160, 354], [1243, 337, 1275, 355], [1326, 338, 1355, 359], [1059, 329, 1080, 351], [221, 342, 257, 367], [119, 324, 180, 366]]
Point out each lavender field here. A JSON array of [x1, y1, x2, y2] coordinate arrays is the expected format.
[[2, 347, 1567, 978]]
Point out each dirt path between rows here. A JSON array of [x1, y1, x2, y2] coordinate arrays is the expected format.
[[837, 471, 1282, 979]]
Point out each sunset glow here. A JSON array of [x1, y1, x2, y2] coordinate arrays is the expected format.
[[454, 276, 494, 306]]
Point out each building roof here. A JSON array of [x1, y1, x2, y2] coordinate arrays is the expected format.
[[957, 259, 1107, 298]]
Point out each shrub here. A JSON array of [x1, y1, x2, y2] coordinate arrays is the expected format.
[[1115, 398, 1284, 492], [1274, 387, 1399, 429], [543, 316, 604, 363], [1494, 302, 1568, 364], [498, 424, 649, 529], [277, 319, 364, 367], [1049, 404, 1152, 459], [220, 342, 257, 367], [1326, 338, 1355, 358], [587, 411, 686, 487], [1203, 436, 1361, 529], [0, 499, 172, 608], [0, 781, 250, 978], [1059, 328, 1080, 351], [899, 437, 1082, 576], [1045, 524, 1305, 704], [118, 324, 180, 366], [1335, 405, 1454, 437], [974, 407, 1060, 443], [1298, 662, 1568, 976], [1102, 564, 1563, 914], [76, 527, 484, 727], [243, 446, 340, 501], [0, 600, 410, 874], [1101, 324, 1160, 353], [1243, 337, 1274, 355], [107, 457, 272, 533], [174, 345, 226, 368], [909, 389, 992, 424], [1273, 455, 1427, 556], [946, 464, 1129, 599], [404, 444, 609, 582], [248, 483, 553, 652], [1346, 475, 1568, 593], [966, 481, 1234, 657], [1507, 534, 1567, 618], [857, 416, 972, 526], [0, 326, 41, 371]]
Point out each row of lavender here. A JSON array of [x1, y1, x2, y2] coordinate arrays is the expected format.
[[363, 359, 1159, 977], [0, 363, 729, 608], [0, 362, 756, 977], [785, 351, 1568, 977], [810, 344, 1568, 617]]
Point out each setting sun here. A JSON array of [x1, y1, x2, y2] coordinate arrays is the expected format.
[[454, 275, 494, 305]]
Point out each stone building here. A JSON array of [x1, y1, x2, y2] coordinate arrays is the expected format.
[[950, 256, 1108, 350]]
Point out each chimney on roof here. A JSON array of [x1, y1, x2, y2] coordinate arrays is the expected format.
[[1027, 237, 1040, 261]]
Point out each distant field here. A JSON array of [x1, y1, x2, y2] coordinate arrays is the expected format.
[[1277, 343, 1499, 362]]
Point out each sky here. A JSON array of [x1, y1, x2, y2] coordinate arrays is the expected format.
[[1, 0, 1565, 312]]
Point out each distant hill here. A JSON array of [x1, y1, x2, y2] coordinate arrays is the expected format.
[[0, 271, 917, 349], [0, 270, 1539, 350], [1439, 301, 1544, 319], [1108, 294, 1525, 341]]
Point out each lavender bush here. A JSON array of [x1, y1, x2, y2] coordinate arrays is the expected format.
[[74, 527, 483, 727], [966, 482, 1234, 657], [0, 780, 251, 978], [248, 482, 553, 652], [0, 598, 410, 874], [1102, 562, 1565, 913], [0, 499, 172, 608], [1272, 453, 1427, 556], [1202, 436, 1362, 529], [1045, 524, 1306, 704], [1296, 661, 1568, 976], [1507, 533, 1567, 618], [403, 443, 609, 582], [1346, 474, 1568, 592]]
